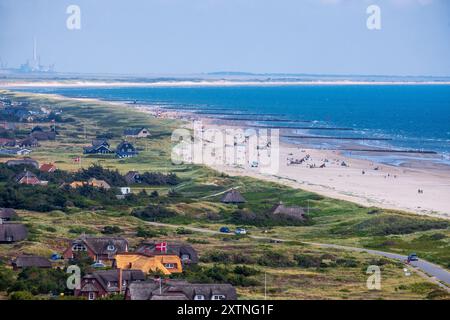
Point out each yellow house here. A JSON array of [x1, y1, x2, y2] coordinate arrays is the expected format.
[[67, 181, 85, 188], [114, 253, 182, 275]]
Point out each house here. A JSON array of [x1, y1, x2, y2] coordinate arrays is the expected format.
[[88, 178, 111, 190], [31, 126, 43, 133], [19, 137, 39, 148], [270, 201, 306, 220], [75, 269, 145, 300], [125, 280, 237, 301], [116, 141, 138, 158], [136, 241, 198, 264], [40, 163, 57, 173], [0, 138, 16, 147], [65, 181, 86, 189], [63, 236, 129, 262], [220, 189, 246, 204], [0, 208, 17, 222], [124, 127, 150, 138], [0, 148, 32, 156], [31, 131, 56, 141], [12, 255, 52, 270], [64, 179, 110, 190], [119, 187, 131, 195], [6, 157, 39, 169], [0, 222, 28, 243], [114, 253, 183, 275], [83, 140, 113, 155], [14, 170, 45, 186], [124, 171, 141, 184]]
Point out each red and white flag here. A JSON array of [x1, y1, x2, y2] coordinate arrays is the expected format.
[[155, 242, 167, 253], [73, 156, 81, 163]]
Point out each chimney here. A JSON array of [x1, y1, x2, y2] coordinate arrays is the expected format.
[[118, 268, 123, 293]]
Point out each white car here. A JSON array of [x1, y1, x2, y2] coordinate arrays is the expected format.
[[235, 228, 247, 235]]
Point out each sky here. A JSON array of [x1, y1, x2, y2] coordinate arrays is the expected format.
[[0, 0, 449, 76]]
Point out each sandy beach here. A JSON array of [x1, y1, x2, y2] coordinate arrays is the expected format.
[[4, 90, 450, 219]]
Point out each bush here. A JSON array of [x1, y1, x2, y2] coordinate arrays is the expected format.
[[9, 291, 35, 300], [132, 204, 176, 221], [101, 226, 122, 234], [176, 227, 193, 235], [257, 251, 294, 267], [294, 254, 321, 268], [136, 226, 160, 238]]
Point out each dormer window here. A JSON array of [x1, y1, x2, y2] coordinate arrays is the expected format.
[[72, 244, 87, 251], [181, 254, 190, 261], [107, 244, 115, 251], [194, 295, 205, 300]]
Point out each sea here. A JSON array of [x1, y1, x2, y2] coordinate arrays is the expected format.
[[16, 84, 450, 167]]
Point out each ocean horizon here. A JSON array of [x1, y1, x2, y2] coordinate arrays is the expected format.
[[16, 84, 450, 167]]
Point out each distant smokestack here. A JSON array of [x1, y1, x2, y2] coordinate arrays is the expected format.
[[33, 37, 37, 62]]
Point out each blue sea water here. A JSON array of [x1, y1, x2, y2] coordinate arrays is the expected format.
[[16, 85, 450, 166]]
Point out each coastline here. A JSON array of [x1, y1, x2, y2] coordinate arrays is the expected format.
[[3, 89, 450, 219], [3, 79, 450, 88], [136, 103, 450, 219]]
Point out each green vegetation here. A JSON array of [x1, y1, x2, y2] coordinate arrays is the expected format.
[[0, 90, 449, 300]]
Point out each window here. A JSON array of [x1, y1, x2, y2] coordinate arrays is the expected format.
[[194, 295, 205, 300], [88, 292, 95, 300], [212, 295, 226, 300], [181, 254, 190, 261], [164, 263, 175, 269], [6, 236, 13, 242], [107, 245, 115, 251], [72, 244, 87, 251]]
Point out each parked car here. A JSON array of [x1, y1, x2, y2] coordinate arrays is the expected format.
[[92, 261, 106, 268], [219, 226, 230, 233], [407, 253, 419, 262], [235, 227, 247, 235]]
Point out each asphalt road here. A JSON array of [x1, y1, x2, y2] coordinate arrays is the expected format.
[[145, 221, 450, 290]]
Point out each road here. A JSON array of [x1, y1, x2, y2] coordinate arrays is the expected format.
[[145, 221, 450, 291]]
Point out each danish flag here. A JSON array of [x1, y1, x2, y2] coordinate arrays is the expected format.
[[155, 242, 167, 253]]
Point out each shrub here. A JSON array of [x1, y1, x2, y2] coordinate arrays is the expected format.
[[257, 251, 294, 267], [101, 226, 122, 234]]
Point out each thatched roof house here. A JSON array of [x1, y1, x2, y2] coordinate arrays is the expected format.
[[5, 157, 39, 169], [63, 236, 129, 261], [12, 255, 52, 269], [136, 241, 199, 264], [220, 189, 246, 204], [0, 208, 17, 222], [0, 222, 28, 243], [270, 202, 306, 219], [125, 280, 237, 300], [76, 269, 146, 300]]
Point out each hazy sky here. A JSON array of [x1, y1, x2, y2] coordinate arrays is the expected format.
[[1, 0, 449, 76]]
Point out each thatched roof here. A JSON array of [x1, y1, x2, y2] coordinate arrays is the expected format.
[[5, 158, 39, 169], [270, 202, 306, 219], [136, 241, 199, 263], [0, 223, 28, 242], [12, 255, 52, 268], [126, 280, 237, 300], [83, 269, 146, 293], [72, 236, 128, 255], [0, 208, 17, 220], [220, 189, 246, 204]]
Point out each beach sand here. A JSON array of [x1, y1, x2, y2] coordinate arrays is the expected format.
[[4, 90, 450, 219], [133, 103, 450, 219]]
